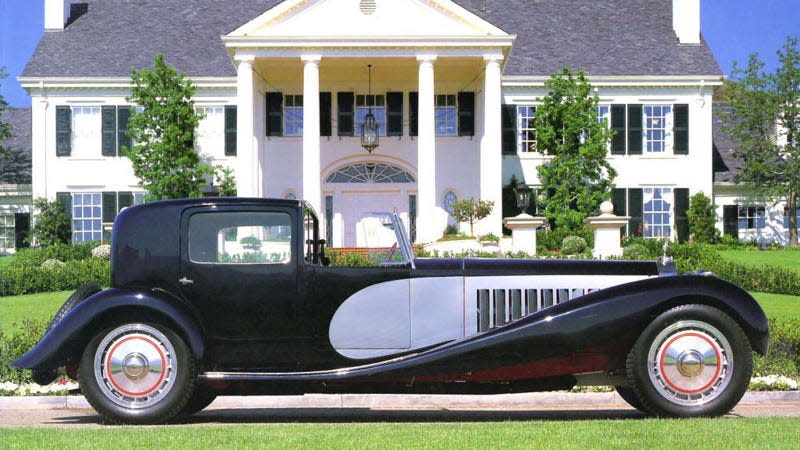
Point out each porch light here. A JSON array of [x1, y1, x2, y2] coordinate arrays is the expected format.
[[361, 64, 379, 153], [514, 182, 532, 214]]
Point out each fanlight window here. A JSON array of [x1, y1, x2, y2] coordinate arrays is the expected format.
[[326, 163, 415, 183]]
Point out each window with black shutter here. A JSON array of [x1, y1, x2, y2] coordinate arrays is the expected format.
[[320, 92, 332, 137], [56, 106, 72, 157], [674, 188, 690, 242], [101, 106, 117, 157], [627, 105, 643, 155], [673, 104, 689, 155], [612, 188, 628, 236], [386, 92, 403, 137], [266, 92, 283, 136], [337, 92, 354, 137], [723, 205, 739, 237], [14, 213, 30, 249], [117, 106, 131, 156], [501, 104, 518, 155], [118, 192, 134, 212], [457, 91, 475, 137], [610, 105, 626, 155], [408, 92, 418, 137], [56, 192, 72, 219], [224, 105, 237, 156], [102, 192, 117, 224], [628, 188, 643, 237]]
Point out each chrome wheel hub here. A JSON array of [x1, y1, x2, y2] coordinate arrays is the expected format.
[[647, 320, 733, 406], [94, 324, 177, 409]]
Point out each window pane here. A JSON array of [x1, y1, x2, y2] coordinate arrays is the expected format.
[[189, 212, 293, 264]]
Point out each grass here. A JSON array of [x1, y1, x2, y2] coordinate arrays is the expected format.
[[752, 292, 800, 319], [1, 418, 799, 449], [719, 248, 800, 273], [0, 290, 70, 331]]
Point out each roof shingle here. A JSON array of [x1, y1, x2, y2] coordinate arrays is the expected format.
[[0, 108, 32, 185]]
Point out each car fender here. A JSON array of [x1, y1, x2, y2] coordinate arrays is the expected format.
[[14, 288, 205, 371]]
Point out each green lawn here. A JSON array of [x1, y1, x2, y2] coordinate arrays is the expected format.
[[719, 249, 800, 273], [0, 290, 70, 331], [1, 418, 799, 449], [752, 292, 800, 319]]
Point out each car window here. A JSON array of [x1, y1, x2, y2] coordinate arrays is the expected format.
[[188, 211, 293, 264]]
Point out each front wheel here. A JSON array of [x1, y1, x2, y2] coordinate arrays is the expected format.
[[626, 304, 752, 418], [79, 323, 196, 425]]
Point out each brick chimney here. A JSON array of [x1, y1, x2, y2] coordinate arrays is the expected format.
[[45, 0, 73, 31], [673, 0, 701, 44]]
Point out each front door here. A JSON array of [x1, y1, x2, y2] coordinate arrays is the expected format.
[[179, 206, 301, 370], [339, 191, 406, 247]]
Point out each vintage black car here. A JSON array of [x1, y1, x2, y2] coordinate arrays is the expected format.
[[16, 198, 768, 424]]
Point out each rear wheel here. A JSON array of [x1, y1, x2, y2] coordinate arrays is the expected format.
[[626, 304, 752, 418], [79, 322, 196, 425]]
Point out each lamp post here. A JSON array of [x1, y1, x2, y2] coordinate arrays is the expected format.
[[360, 64, 379, 153], [513, 182, 532, 215]]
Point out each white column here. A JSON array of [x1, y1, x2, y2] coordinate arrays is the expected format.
[[236, 56, 256, 197], [302, 56, 322, 215], [31, 98, 48, 199], [416, 56, 437, 242], [480, 55, 503, 236]]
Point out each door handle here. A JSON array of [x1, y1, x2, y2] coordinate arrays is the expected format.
[[179, 277, 194, 285]]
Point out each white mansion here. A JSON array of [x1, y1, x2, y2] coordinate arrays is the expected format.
[[7, 0, 791, 249]]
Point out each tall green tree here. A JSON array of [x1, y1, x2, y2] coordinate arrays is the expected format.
[[125, 54, 210, 200], [726, 36, 800, 246], [0, 68, 12, 159], [535, 67, 616, 232], [687, 192, 720, 244]]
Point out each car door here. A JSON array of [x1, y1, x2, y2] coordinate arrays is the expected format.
[[178, 205, 301, 370]]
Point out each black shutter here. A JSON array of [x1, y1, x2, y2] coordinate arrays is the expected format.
[[610, 105, 626, 155], [14, 213, 30, 249], [56, 192, 72, 219], [102, 192, 117, 223], [501, 104, 518, 155], [674, 188, 690, 242], [408, 92, 418, 137], [224, 105, 237, 156], [101, 106, 117, 156], [385, 92, 403, 137], [337, 92, 354, 137], [55, 106, 72, 157], [266, 92, 283, 136], [723, 205, 739, 237], [673, 104, 689, 155], [117, 106, 131, 156], [628, 188, 643, 237], [319, 92, 332, 137], [627, 105, 642, 155], [612, 188, 628, 236], [457, 91, 475, 137], [118, 191, 133, 212]]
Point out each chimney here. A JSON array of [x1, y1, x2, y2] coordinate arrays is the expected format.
[[673, 0, 701, 44], [44, 0, 72, 31]]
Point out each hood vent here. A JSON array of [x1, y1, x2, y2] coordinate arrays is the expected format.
[[476, 288, 592, 333]]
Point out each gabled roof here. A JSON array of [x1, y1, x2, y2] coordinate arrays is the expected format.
[[713, 103, 745, 184], [22, 0, 721, 79], [0, 108, 32, 185]]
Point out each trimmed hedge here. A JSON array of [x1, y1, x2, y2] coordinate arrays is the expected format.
[[754, 317, 800, 378], [0, 319, 47, 385]]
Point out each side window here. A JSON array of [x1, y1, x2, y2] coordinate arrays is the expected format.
[[189, 211, 293, 264]]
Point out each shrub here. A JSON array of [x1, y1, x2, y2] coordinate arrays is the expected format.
[[478, 233, 500, 243], [687, 192, 720, 243], [0, 319, 48, 385], [443, 224, 460, 236], [623, 243, 650, 260], [29, 198, 72, 247], [0, 258, 110, 296], [40, 259, 65, 270], [91, 244, 111, 259], [753, 317, 800, 378], [539, 225, 593, 252], [561, 236, 588, 255], [327, 250, 371, 267], [11, 242, 99, 269], [621, 237, 664, 259]]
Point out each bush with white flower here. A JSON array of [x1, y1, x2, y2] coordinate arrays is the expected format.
[[40, 259, 65, 270], [91, 244, 111, 260], [749, 375, 799, 391]]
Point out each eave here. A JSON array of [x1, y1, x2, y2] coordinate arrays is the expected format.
[[502, 75, 725, 89]]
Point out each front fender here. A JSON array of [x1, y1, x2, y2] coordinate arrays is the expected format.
[[14, 288, 205, 371]]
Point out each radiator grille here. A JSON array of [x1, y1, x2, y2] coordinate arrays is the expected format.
[[476, 288, 593, 333]]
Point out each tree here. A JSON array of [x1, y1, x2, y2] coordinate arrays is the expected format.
[[214, 165, 237, 197], [726, 36, 800, 246], [535, 67, 616, 233], [0, 67, 12, 159], [125, 54, 210, 200], [449, 198, 494, 237], [687, 192, 720, 244], [30, 198, 72, 247]]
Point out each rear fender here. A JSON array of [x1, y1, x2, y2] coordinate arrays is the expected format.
[[13, 288, 205, 371]]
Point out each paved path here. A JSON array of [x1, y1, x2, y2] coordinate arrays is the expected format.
[[1, 392, 799, 427]]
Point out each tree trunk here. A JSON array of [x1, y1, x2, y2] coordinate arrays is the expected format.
[[790, 190, 798, 247]]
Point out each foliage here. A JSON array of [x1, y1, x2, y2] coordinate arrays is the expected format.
[[725, 35, 800, 246], [0, 67, 11, 159], [239, 236, 262, 251], [214, 165, 237, 197], [0, 258, 110, 296], [448, 198, 494, 237], [753, 317, 800, 378], [0, 319, 48, 385], [538, 225, 593, 252], [327, 249, 371, 267], [620, 237, 664, 259], [622, 243, 650, 260], [478, 233, 500, 243], [687, 192, 720, 243], [443, 224, 460, 236], [28, 198, 72, 247], [535, 67, 616, 234], [125, 54, 211, 200], [91, 244, 111, 260], [11, 242, 99, 268], [561, 236, 588, 255]]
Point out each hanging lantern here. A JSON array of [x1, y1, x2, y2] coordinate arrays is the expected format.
[[360, 64, 379, 153]]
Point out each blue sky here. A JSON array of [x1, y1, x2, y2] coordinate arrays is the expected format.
[[1, 0, 799, 107]]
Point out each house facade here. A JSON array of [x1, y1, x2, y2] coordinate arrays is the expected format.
[[0, 108, 32, 254], [21, 0, 723, 246]]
